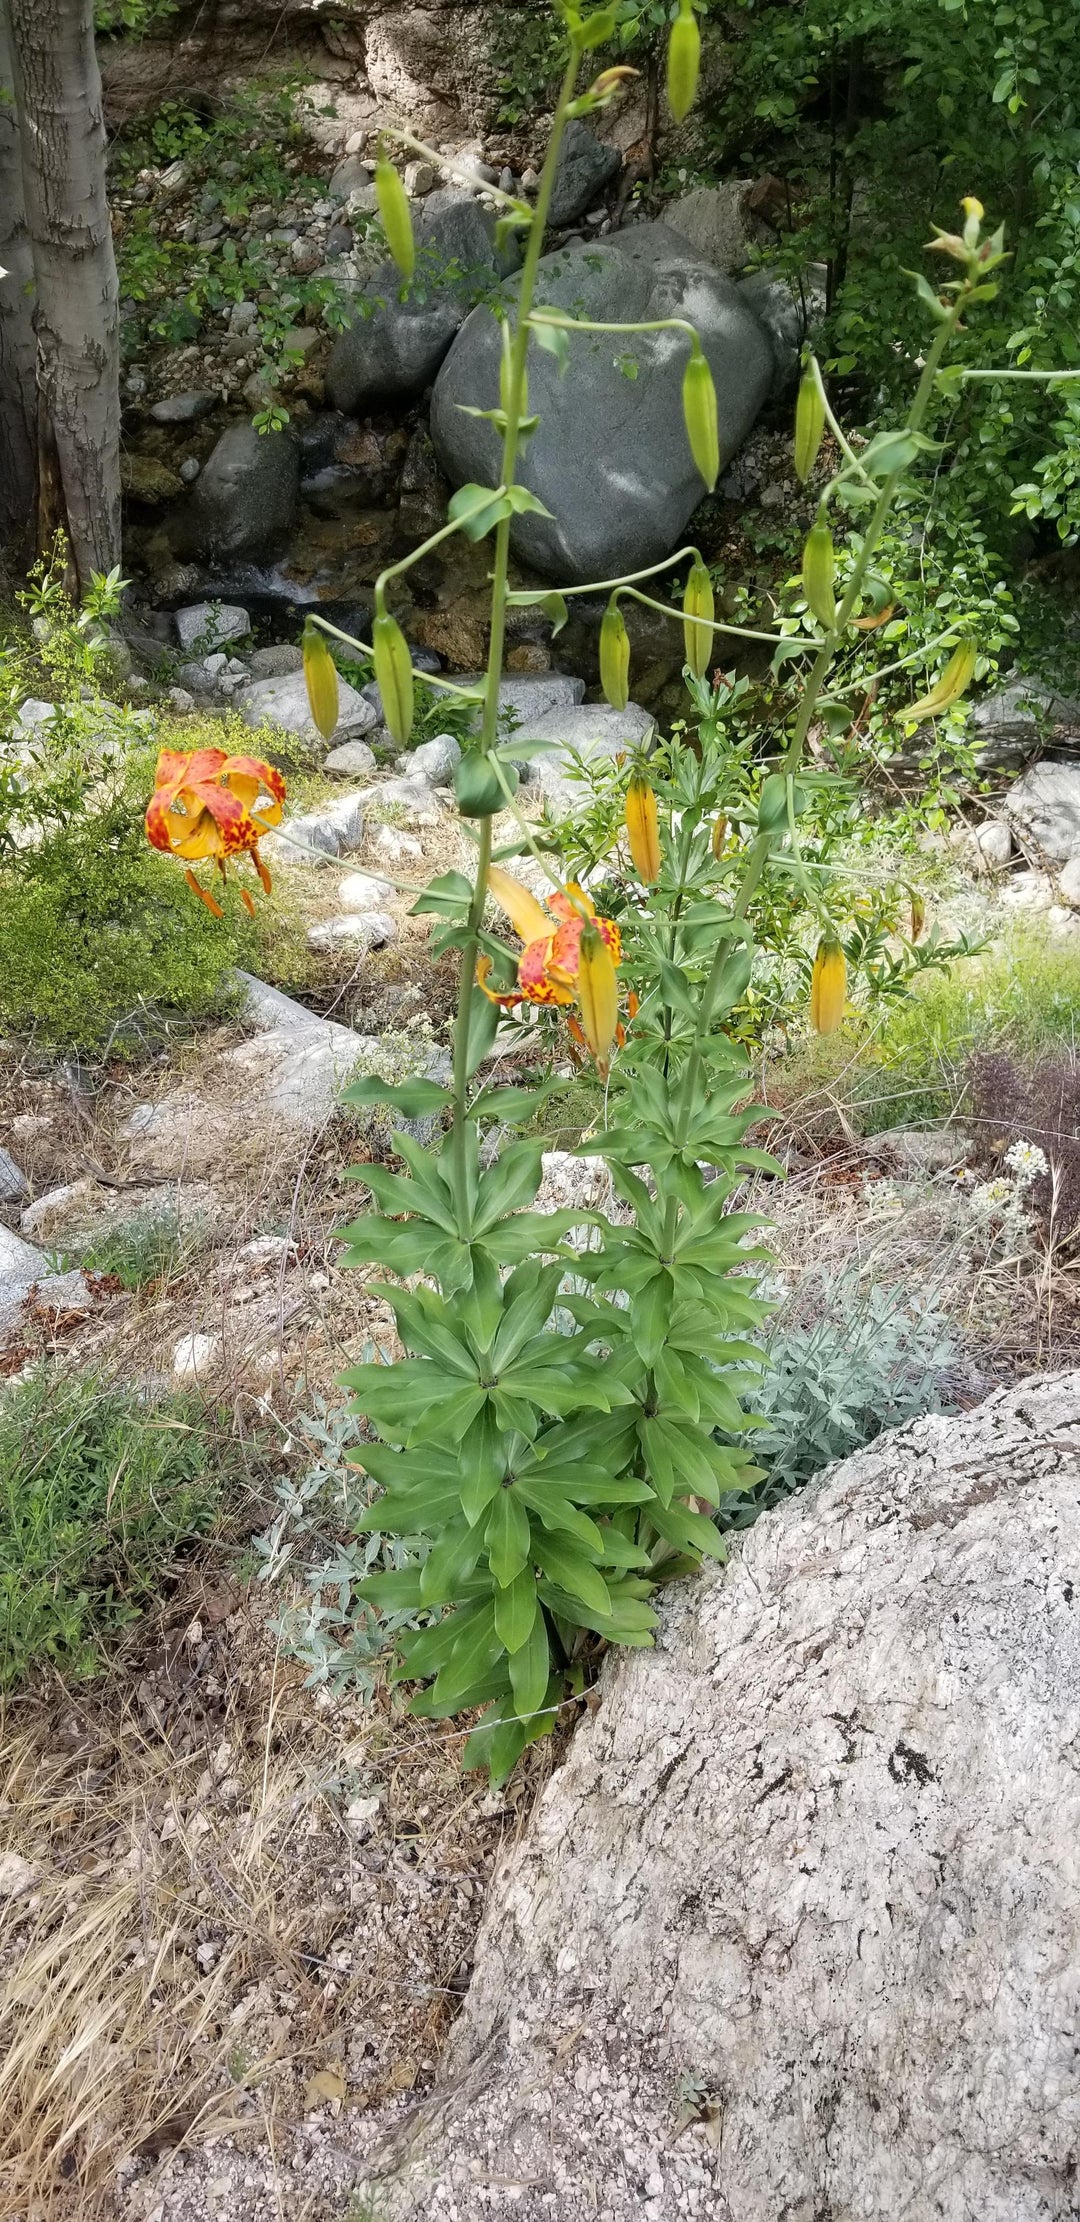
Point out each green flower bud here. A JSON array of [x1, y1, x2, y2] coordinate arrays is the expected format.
[[599, 597, 631, 711], [802, 515, 837, 630], [666, 0, 701, 124], [682, 556, 715, 679], [682, 345, 719, 492], [372, 610, 414, 747], [375, 159, 415, 281]]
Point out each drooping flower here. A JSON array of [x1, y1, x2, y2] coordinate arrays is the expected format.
[[146, 748, 286, 915], [479, 869, 627, 1071]]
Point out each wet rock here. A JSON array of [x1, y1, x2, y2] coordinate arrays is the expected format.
[[121, 453, 183, 504], [432, 225, 774, 581], [547, 119, 620, 227], [397, 425, 451, 542], [325, 190, 522, 417], [169, 422, 300, 564]]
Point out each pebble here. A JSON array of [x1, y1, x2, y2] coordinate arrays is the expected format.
[[228, 299, 258, 331], [338, 870, 395, 910], [173, 1332, 222, 1384], [148, 388, 217, 423], [1059, 857, 1080, 910], [405, 160, 435, 196], [324, 739, 377, 780], [178, 456, 201, 483], [402, 733, 461, 787], [375, 824, 423, 863], [306, 912, 397, 952], [167, 686, 196, 712]]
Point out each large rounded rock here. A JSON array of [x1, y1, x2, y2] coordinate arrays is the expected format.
[[326, 191, 520, 417], [169, 422, 299, 563], [431, 224, 775, 582], [356, 1372, 1080, 2220]]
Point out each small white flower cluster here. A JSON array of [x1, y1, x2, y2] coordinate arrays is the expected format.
[[1003, 1139, 1049, 1184]]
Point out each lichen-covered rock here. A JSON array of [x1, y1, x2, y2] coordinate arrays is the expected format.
[[356, 1372, 1080, 2222]]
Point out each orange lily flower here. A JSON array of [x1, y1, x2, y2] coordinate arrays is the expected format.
[[145, 748, 286, 916], [479, 867, 630, 1071]]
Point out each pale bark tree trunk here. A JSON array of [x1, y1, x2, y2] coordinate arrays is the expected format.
[[6, 0, 120, 587], [0, 0, 37, 562]]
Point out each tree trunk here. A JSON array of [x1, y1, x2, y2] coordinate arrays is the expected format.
[[7, 0, 120, 587], [0, 0, 37, 563]]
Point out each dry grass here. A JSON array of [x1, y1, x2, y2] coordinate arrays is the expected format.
[[0, 1583, 556, 2222]]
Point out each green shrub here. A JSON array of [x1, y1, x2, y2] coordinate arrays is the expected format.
[[0, 1373, 229, 1686], [78, 1212, 211, 1291]]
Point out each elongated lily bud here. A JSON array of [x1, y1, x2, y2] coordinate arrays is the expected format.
[[372, 610, 414, 746], [905, 638, 977, 721], [682, 555, 714, 678], [578, 919, 620, 1074], [802, 515, 837, 630], [375, 159, 415, 280], [625, 774, 661, 884], [600, 597, 631, 711], [910, 891, 926, 942], [810, 937, 846, 1035], [682, 344, 719, 491], [302, 621, 339, 741], [666, 0, 701, 124], [794, 361, 826, 482], [711, 812, 728, 859]]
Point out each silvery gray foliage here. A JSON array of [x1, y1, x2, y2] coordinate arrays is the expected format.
[[255, 1390, 426, 1693], [719, 1268, 958, 1529]]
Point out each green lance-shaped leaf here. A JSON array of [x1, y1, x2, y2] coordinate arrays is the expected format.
[[802, 513, 837, 630], [666, 0, 701, 123], [794, 360, 826, 482], [682, 343, 719, 491], [682, 554, 714, 678], [372, 609, 414, 746], [599, 596, 631, 711], [375, 158, 415, 280]]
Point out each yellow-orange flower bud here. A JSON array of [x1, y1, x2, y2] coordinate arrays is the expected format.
[[810, 937, 846, 1035], [302, 621, 339, 741], [578, 919, 620, 1074], [711, 812, 728, 859], [625, 774, 661, 884], [905, 638, 977, 722]]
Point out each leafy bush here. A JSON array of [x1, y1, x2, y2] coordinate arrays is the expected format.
[[719, 1271, 957, 1530], [0, 1373, 228, 1686], [77, 1212, 210, 1291]]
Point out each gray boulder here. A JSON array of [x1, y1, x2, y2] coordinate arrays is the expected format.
[[353, 1371, 1080, 2222], [148, 389, 217, 424], [1004, 756, 1080, 863], [0, 1224, 47, 1337], [404, 734, 461, 786], [663, 179, 766, 273], [431, 225, 775, 582], [324, 738, 378, 779], [238, 671, 377, 756], [326, 191, 521, 417], [518, 700, 656, 811], [169, 423, 300, 563], [972, 677, 1080, 771], [547, 119, 620, 227], [174, 601, 250, 653]]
